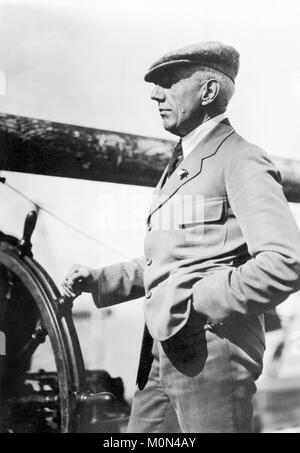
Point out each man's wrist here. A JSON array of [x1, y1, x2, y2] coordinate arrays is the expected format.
[[89, 268, 100, 293]]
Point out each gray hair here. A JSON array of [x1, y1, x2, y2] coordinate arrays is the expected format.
[[192, 66, 236, 113]]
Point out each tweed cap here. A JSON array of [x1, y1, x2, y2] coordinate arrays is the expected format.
[[144, 41, 240, 83]]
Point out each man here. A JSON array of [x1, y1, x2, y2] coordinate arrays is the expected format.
[[62, 41, 300, 433]]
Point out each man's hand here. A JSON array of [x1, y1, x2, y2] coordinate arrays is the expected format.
[[61, 264, 98, 298]]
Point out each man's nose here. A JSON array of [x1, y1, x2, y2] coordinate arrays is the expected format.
[[151, 85, 165, 102]]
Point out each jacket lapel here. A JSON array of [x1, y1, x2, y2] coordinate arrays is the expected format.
[[148, 121, 235, 219]]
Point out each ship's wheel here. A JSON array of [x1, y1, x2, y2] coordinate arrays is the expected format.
[[0, 211, 123, 433]]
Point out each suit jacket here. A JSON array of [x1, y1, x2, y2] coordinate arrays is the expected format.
[[93, 120, 300, 384]]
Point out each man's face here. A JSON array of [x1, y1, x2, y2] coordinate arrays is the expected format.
[[150, 65, 205, 137]]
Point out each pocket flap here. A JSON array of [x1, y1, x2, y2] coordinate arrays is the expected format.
[[178, 198, 225, 227]]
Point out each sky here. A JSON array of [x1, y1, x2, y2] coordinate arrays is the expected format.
[[0, 0, 300, 158]]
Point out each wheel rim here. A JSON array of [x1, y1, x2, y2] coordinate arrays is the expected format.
[[0, 237, 86, 432]]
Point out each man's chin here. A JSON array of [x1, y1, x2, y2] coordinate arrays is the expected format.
[[162, 120, 180, 136]]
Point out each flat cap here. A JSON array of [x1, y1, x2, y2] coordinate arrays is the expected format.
[[144, 41, 240, 83]]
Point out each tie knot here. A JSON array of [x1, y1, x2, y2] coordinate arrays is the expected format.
[[167, 140, 183, 178], [173, 139, 183, 158]]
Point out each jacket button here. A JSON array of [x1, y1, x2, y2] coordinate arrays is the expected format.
[[146, 223, 152, 231], [145, 290, 152, 299], [145, 257, 152, 266]]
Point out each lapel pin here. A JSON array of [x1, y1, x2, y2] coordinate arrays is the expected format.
[[177, 168, 189, 179]]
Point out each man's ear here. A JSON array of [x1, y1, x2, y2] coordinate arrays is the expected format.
[[200, 79, 220, 106]]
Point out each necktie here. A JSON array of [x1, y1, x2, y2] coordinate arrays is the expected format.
[[167, 139, 183, 178]]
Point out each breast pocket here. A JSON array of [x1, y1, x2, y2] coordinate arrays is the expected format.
[[175, 197, 227, 250], [177, 197, 226, 228]]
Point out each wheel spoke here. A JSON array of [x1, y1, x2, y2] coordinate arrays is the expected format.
[[12, 320, 48, 370]]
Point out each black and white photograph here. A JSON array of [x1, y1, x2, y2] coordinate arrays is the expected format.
[[1, 0, 300, 436]]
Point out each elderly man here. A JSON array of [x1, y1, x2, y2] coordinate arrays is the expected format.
[[62, 42, 300, 433]]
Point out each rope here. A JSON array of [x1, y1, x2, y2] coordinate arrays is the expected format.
[[0, 177, 130, 260]]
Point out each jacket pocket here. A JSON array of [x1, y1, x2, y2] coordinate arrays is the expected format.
[[178, 197, 225, 229]]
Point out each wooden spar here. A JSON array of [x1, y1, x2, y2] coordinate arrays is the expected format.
[[0, 113, 173, 188], [0, 112, 300, 202], [272, 157, 300, 203]]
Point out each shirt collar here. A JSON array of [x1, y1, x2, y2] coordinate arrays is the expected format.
[[181, 113, 227, 159]]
